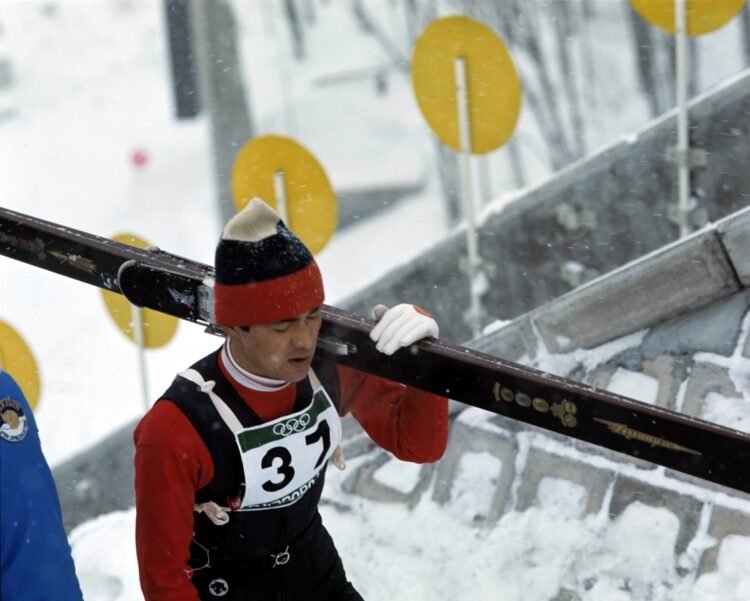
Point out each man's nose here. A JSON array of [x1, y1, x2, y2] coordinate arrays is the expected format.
[[291, 321, 315, 349]]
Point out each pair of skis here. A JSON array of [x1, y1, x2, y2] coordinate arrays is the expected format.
[[2, 206, 750, 493]]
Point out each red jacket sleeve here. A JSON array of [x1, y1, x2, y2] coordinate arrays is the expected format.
[[337, 365, 449, 463], [133, 400, 213, 601]]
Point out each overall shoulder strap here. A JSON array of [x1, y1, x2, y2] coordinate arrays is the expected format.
[[179, 368, 243, 434], [310, 357, 340, 411], [308, 369, 322, 391]]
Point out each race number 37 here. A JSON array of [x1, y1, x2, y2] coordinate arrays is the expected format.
[[261, 419, 331, 492]]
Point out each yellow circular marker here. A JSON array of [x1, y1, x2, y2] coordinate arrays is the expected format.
[[629, 0, 745, 35], [101, 233, 179, 348], [231, 135, 337, 255], [411, 16, 521, 155], [0, 320, 41, 411]]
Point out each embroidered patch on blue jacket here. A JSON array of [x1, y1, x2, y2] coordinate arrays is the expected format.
[[0, 396, 29, 443]]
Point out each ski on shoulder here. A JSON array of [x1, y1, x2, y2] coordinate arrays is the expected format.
[[3, 205, 750, 493]]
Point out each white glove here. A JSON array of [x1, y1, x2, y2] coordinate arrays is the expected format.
[[369, 304, 439, 356]]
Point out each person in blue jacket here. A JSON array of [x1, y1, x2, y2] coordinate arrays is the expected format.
[[0, 369, 83, 601]]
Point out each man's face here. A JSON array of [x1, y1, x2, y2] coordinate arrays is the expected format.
[[223, 306, 323, 383]]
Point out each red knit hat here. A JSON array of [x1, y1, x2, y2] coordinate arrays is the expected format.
[[214, 198, 325, 326]]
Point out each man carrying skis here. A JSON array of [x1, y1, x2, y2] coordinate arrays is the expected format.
[[134, 198, 449, 600]]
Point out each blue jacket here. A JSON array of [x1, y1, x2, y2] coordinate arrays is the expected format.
[[0, 370, 83, 601]]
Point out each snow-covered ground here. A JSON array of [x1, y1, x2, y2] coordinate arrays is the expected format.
[[3, 1, 750, 599]]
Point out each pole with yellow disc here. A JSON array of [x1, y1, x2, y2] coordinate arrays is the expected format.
[[412, 16, 522, 338], [629, 0, 746, 237], [675, 0, 690, 238], [131, 298, 149, 410], [453, 54, 483, 339], [232, 134, 337, 255], [101, 233, 179, 410]]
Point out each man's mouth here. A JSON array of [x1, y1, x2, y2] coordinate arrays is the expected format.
[[289, 356, 311, 367]]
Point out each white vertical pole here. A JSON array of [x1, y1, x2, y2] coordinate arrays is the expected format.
[[132, 305, 150, 411], [274, 170, 290, 226], [455, 56, 482, 339], [675, 0, 690, 237]]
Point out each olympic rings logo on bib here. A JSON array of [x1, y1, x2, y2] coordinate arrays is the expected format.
[[272, 413, 311, 436]]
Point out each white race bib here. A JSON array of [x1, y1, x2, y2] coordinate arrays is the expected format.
[[235, 385, 342, 511]]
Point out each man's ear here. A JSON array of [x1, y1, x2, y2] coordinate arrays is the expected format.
[[219, 325, 238, 339]]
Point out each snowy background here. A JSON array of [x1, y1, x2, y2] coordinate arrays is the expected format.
[[2, 0, 750, 599]]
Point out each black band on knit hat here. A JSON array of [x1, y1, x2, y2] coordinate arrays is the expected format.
[[215, 223, 313, 285], [214, 198, 325, 326]]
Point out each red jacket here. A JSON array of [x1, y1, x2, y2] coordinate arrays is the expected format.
[[134, 347, 448, 600]]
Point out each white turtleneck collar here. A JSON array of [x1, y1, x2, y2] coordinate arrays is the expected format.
[[221, 342, 291, 392]]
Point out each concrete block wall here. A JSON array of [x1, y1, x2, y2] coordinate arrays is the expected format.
[[431, 422, 516, 524], [340, 407, 750, 580], [701, 506, 750, 573]]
